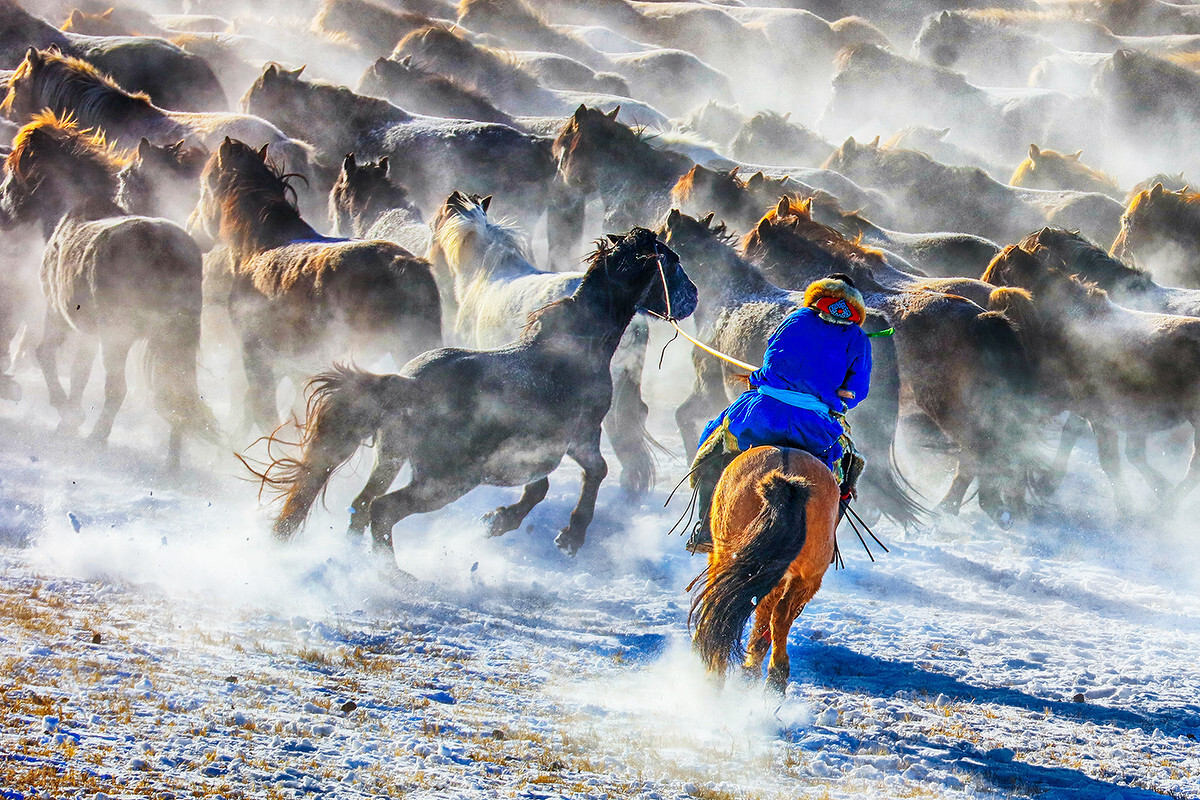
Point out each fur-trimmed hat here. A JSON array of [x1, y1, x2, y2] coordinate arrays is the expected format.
[[803, 273, 866, 325]]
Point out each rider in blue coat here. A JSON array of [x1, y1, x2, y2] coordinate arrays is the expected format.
[[687, 274, 872, 553]]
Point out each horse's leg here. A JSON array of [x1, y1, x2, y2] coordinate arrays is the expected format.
[[1125, 432, 1171, 500], [743, 582, 786, 674], [368, 476, 472, 554], [66, 337, 97, 420], [87, 334, 133, 447], [240, 334, 278, 434], [1037, 413, 1090, 496], [555, 431, 608, 556], [676, 355, 725, 455], [1167, 425, 1200, 511], [348, 430, 405, 537], [35, 311, 78, 433], [1094, 423, 1132, 513], [936, 460, 975, 516], [483, 477, 550, 538], [605, 320, 652, 495], [766, 577, 823, 693]]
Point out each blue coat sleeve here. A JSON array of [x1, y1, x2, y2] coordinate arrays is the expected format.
[[840, 327, 872, 411]]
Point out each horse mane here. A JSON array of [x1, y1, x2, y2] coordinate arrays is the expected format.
[[434, 191, 533, 274], [834, 43, 971, 91], [394, 24, 543, 97], [1011, 146, 1120, 192], [743, 196, 887, 272], [7, 109, 129, 186], [206, 140, 315, 258], [1019, 227, 1151, 291], [1, 48, 156, 121]]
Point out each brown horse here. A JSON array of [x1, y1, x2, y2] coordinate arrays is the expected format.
[[189, 137, 442, 435], [1010, 144, 1122, 199], [0, 111, 218, 467], [1, 49, 313, 180], [1112, 183, 1200, 287], [743, 197, 1034, 525], [984, 246, 1200, 512], [690, 446, 839, 691]]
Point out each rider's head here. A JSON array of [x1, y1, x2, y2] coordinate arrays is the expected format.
[[804, 273, 866, 326]]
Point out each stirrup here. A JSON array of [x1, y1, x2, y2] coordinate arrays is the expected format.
[[686, 521, 713, 555]]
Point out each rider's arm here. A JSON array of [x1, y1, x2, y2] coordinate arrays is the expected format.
[[838, 330, 873, 411]]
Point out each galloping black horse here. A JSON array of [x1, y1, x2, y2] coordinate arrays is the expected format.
[[261, 228, 698, 556]]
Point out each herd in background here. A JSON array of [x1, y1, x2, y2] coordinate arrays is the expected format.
[[1, 0, 1200, 556]]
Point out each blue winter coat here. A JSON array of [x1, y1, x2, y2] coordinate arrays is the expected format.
[[699, 306, 872, 470]]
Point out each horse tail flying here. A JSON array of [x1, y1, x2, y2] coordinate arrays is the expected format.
[[268, 366, 414, 541], [690, 471, 810, 674]]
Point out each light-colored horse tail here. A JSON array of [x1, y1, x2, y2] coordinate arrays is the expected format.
[[691, 467, 811, 673], [263, 366, 417, 540]]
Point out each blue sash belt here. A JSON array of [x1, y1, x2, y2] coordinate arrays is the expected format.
[[751, 384, 838, 418]]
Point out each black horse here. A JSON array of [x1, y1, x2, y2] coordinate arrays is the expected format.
[[261, 227, 697, 556]]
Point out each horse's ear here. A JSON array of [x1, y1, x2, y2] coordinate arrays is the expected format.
[[869, 135, 880, 148], [799, 196, 813, 215], [137, 137, 153, 159], [701, 211, 715, 227], [939, 9, 950, 21], [573, 104, 587, 121], [101, 8, 114, 17], [728, 166, 739, 178], [782, 111, 791, 121], [378, 156, 388, 174], [607, 106, 620, 120], [775, 196, 790, 217], [262, 64, 278, 81], [1150, 182, 1165, 200], [757, 217, 772, 235], [480, 195, 492, 212], [747, 171, 764, 187], [935, 127, 950, 139], [25, 47, 40, 66], [1069, 149, 1083, 160], [258, 143, 269, 160], [342, 153, 356, 173], [289, 66, 306, 79], [1028, 143, 1040, 160], [607, 233, 622, 244], [667, 208, 681, 227], [842, 136, 857, 154]]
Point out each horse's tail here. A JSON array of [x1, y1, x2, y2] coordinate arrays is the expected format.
[[690, 470, 810, 673], [261, 366, 415, 540], [855, 313, 928, 526], [145, 306, 221, 448]]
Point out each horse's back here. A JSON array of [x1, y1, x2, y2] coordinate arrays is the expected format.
[[44, 214, 202, 328]]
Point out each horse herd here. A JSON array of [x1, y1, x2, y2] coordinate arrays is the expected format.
[[2, 0, 1200, 683]]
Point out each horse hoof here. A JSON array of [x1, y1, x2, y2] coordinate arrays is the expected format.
[[555, 529, 582, 556], [765, 668, 788, 696], [482, 509, 512, 539]]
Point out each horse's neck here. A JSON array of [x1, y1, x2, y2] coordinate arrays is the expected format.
[[455, 241, 540, 298]]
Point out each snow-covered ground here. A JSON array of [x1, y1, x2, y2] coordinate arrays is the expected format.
[[3, 337, 1200, 800]]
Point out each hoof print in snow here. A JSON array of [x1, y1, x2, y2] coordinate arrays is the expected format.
[[424, 690, 455, 705]]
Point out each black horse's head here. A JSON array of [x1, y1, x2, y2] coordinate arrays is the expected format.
[[592, 227, 698, 321]]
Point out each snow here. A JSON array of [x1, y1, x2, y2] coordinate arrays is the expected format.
[[2, 338, 1200, 799]]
